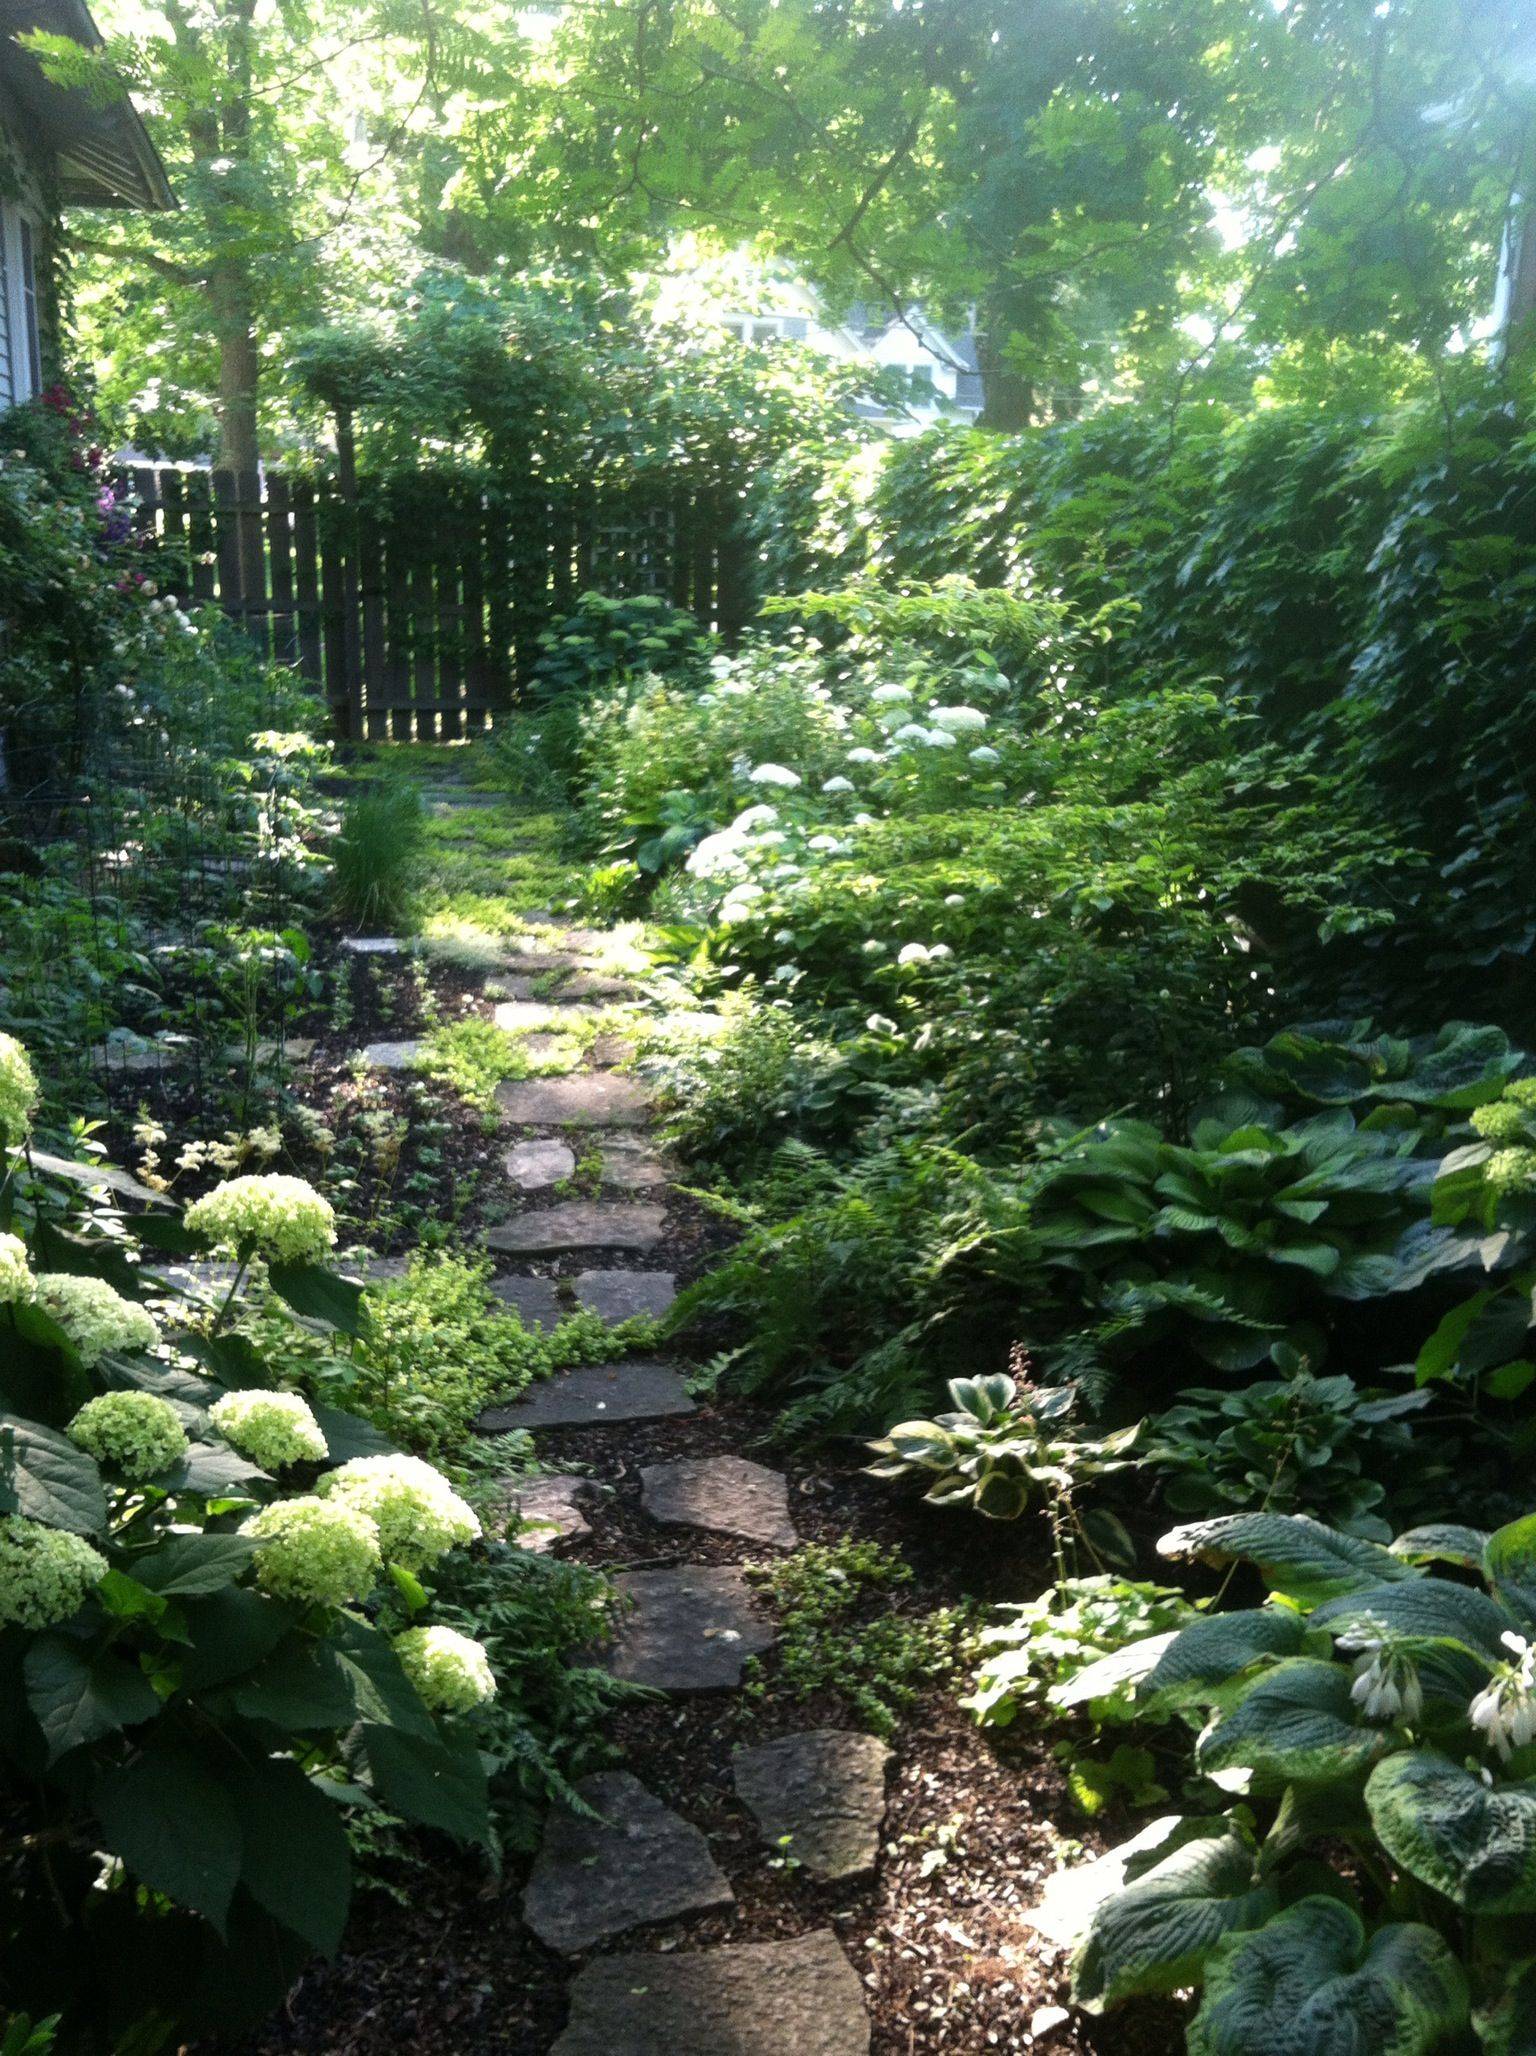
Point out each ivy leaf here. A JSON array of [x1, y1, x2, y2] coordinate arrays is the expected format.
[[1190, 1898, 1468, 2054]]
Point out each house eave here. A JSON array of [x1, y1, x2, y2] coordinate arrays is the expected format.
[[0, 0, 176, 211]]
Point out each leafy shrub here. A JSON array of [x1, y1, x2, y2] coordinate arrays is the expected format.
[[528, 590, 711, 701], [332, 781, 425, 932], [1065, 1506, 1536, 2049], [0, 1121, 493, 2044], [965, 1575, 1197, 1731]]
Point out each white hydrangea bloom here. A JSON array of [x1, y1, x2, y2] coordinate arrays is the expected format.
[[922, 727, 959, 749], [891, 722, 929, 743], [36, 1275, 160, 1366], [0, 1232, 33, 1305], [929, 706, 988, 733], [734, 805, 780, 830], [0, 1516, 108, 1628], [897, 943, 931, 965], [969, 745, 1002, 765], [846, 747, 880, 765], [211, 1389, 328, 1469], [243, 1496, 381, 1606], [185, 1174, 336, 1264], [0, 1032, 38, 1145], [318, 1453, 480, 1571], [871, 684, 913, 704], [68, 1391, 187, 1481], [394, 1624, 497, 1714], [747, 763, 801, 789], [821, 776, 855, 795]]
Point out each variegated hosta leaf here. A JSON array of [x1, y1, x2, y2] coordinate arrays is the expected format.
[[1312, 1579, 1520, 1702], [1189, 1898, 1469, 2056], [1198, 1659, 1392, 1785], [1159, 1511, 1421, 1606], [1366, 1751, 1536, 1915], [946, 1373, 1014, 1423], [1142, 1608, 1310, 1710], [1484, 1515, 1536, 1624], [875, 1421, 956, 1469], [1071, 1823, 1278, 2010], [1390, 1524, 1490, 1571], [971, 1469, 1032, 1519], [1473, 1956, 1536, 2055]]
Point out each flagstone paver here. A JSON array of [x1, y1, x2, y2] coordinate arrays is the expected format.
[[522, 1771, 734, 1954], [505, 1138, 577, 1192], [598, 1133, 674, 1189], [484, 1201, 666, 1256], [732, 1731, 893, 1881], [340, 935, 404, 955], [478, 1360, 695, 1431], [552, 1932, 871, 2056], [488, 1274, 566, 1330], [359, 1038, 422, 1071], [493, 998, 590, 1031], [497, 1072, 653, 1127], [503, 1474, 600, 1553], [573, 1269, 677, 1321], [597, 1567, 775, 1691], [641, 1455, 798, 1550]]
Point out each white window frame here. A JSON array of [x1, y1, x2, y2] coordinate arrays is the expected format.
[[0, 202, 43, 407]]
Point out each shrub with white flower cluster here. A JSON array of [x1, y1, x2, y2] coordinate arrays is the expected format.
[[317, 1453, 480, 1571], [68, 1391, 189, 1481], [210, 1389, 328, 1470], [242, 1495, 383, 1606], [185, 1172, 336, 1263], [392, 1624, 497, 1714], [36, 1274, 161, 1366], [0, 1515, 108, 1628], [0, 1231, 33, 1304], [1469, 1630, 1536, 1758], [0, 1030, 38, 1144]]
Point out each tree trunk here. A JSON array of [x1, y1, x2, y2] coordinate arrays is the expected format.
[[975, 285, 1037, 431], [211, 263, 260, 474]]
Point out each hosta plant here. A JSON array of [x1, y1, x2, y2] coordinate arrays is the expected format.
[[1062, 1505, 1536, 2050], [0, 1125, 495, 2046], [867, 1372, 1139, 1532]]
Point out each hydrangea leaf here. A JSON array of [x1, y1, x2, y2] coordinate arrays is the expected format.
[[1198, 1660, 1391, 1785], [1159, 1512, 1417, 1606], [266, 1261, 370, 1338], [361, 1723, 489, 1843], [228, 1754, 352, 1957], [1189, 1898, 1468, 2055], [1366, 1752, 1536, 1915], [1071, 1823, 1278, 2010], [0, 1413, 107, 1535], [23, 1634, 159, 1763], [127, 1534, 259, 1598], [96, 1742, 242, 1934]]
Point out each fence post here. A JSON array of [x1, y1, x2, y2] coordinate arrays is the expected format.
[[334, 406, 364, 740]]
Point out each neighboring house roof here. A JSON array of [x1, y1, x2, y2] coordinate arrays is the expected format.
[[0, 0, 174, 211]]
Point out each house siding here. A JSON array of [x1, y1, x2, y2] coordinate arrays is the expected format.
[[0, 83, 62, 401]]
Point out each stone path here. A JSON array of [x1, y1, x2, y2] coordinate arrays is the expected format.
[[408, 779, 877, 2053]]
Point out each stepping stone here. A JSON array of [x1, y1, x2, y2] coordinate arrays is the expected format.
[[488, 1274, 566, 1330], [574, 1269, 676, 1322], [553, 1932, 869, 2056], [484, 1202, 665, 1256], [641, 1455, 797, 1550], [503, 1473, 599, 1553], [597, 1567, 774, 1691], [599, 1132, 673, 1190], [503, 949, 585, 978], [478, 1360, 694, 1430], [358, 1038, 422, 1071], [558, 972, 638, 1001], [522, 1771, 734, 1954], [492, 999, 574, 1031], [587, 1032, 636, 1068], [250, 1037, 316, 1065], [341, 936, 404, 955], [343, 1252, 413, 1285], [497, 1073, 654, 1127], [732, 1732, 894, 1881], [505, 1139, 577, 1192]]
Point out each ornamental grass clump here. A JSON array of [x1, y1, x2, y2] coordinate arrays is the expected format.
[[241, 1494, 382, 1606], [0, 1516, 108, 1628], [35, 1273, 160, 1365], [68, 1391, 188, 1481], [393, 1624, 497, 1713], [185, 1171, 336, 1263], [210, 1388, 327, 1469], [317, 1453, 480, 1571], [0, 1030, 38, 1144]]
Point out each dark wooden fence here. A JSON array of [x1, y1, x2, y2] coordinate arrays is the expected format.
[[121, 463, 754, 740]]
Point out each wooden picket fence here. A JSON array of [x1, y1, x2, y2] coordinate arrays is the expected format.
[[121, 463, 753, 740]]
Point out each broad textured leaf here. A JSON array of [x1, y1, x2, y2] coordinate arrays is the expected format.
[[330, 1613, 436, 1738], [1390, 1524, 1489, 1570], [1313, 1579, 1517, 1668], [1485, 1516, 1536, 1620], [309, 1401, 397, 1464], [361, 1724, 488, 1842], [96, 1743, 242, 1932], [1143, 1609, 1309, 1709], [23, 1635, 159, 1762], [164, 1440, 268, 1499], [1159, 1512, 1417, 1605], [232, 1639, 358, 1730], [1199, 1660, 1390, 1784], [127, 1534, 258, 1597], [267, 1261, 370, 1337], [0, 1413, 106, 1534], [1474, 1957, 1536, 2056], [1190, 1898, 1468, 2055], [1050, 1632, 1179, 1709], [177, 1588, 293, 1692], [1367, 1752, 1536, 1914], [228, 1755, 351, 1955], [1072, 1824, 1277, 2009]]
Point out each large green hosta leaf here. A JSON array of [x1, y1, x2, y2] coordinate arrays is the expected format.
[[1199, 1660, 1391, 1785], [1312, 1580, 1519, 1702], [1366, 1752, 1536, 1915], [1160, 1512, 1418, 1606], [1072, 1824, 1278, 2010], [1189, 1898, 1469, 2055], [1142, 1608, 1311, 1710], [1484, 1516, 1536, 1623], [1475, 1957, 1536, 2055]]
